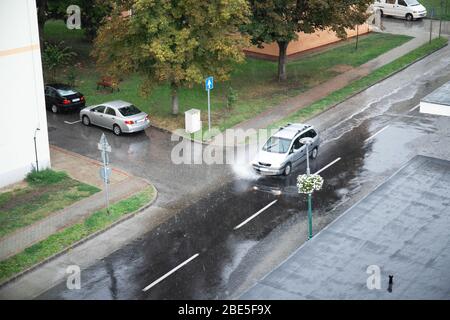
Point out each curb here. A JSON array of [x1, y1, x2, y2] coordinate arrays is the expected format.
[[0, 184, 158, 289], [149, 123, 211, 146]]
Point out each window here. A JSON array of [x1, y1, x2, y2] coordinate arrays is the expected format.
[[93, 106, 106, 113], [406, 0, 420, 6], [105, 107, 116, 116], [49, 88, 58, 98], [386, 0, 396, 4], [56, 88, 77, 96], [293, 137, 302, 150], [262, 137, 291, 154], [119, 105, 141, 116], [304, 129, 317, 139], [398, 0, 407, 6]]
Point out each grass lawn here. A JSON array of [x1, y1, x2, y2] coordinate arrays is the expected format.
[[269, 37, 448, 129], [0, 186, 155, 283], [44, 20, 412, 132], [421, 0, 450, 20], [0, 169, 99, 239]]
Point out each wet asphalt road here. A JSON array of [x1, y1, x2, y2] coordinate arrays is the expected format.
[[38, 36, 450, 299]]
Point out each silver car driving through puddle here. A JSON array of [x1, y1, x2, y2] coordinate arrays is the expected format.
[[80, 100, 150, 136], [252, 123, 320, 176]]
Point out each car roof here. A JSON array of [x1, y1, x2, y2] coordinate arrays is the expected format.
[[273, 123, 312, 140], [101, 100, 133, 109]]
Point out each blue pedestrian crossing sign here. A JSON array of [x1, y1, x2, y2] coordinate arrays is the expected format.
[[205, 76, 214, 91]]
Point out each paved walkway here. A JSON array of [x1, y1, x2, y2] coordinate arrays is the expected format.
[[222, 20, 443, 146], [0, 146, 150, 261], [241, 156, 450, 299]]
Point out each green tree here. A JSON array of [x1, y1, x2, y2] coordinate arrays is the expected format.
[[36, 0, 48, 50], [92, 0, 250, 115], [242, 0, 373, 81], [42, 41, 77, 82]]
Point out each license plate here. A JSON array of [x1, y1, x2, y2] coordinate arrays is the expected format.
[[72, 98, 80, 102], [137, 119, 145, 123]]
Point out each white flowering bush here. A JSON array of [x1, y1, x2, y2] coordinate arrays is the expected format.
[[297, 174, 324, 194]]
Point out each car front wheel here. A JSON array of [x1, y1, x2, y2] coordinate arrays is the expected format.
[[406, 13, 413, 21], [283, 163, 292, 176], [82, 116, 90, 126]]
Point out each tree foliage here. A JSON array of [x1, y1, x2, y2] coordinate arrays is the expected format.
[[92, 0, 250, 115], [242, 0, 373, 81], [42, 41, 77, 82]]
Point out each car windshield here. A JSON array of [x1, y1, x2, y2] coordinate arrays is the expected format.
[[262, 137, 291, 153], [56, 88, 77, 96], [118, 105, 141, 116], [406, 0, 420, 5]]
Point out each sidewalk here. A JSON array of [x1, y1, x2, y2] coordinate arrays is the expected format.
[[0, 145, 151, 261]]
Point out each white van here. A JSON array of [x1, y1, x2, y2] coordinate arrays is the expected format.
[[374, 0, 427, 21]]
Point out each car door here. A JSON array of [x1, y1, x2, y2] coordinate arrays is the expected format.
[[91, 105, 106, 126], [396, 0, 409, 18], [44, 86, 51, 107], [47, 87, 59, 106], [385, 0, 396, 15], [103, 107, 117, 130], [289, 135, 306, 166]]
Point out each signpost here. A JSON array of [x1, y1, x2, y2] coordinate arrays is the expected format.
[[98, 133, 112, 214], [205, 76, 214, 132]]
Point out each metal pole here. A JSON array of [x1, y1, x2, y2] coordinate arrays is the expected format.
[[308, 194, 313, 239], [34, 128, 40, 172], [440, 1, 444, 37], [207, 88, 211, 132], [305, 142, 312, 239], [430, 9, 434, 43], [355, 25, 359, 50], [102, 151, 110, 214], [105, 168, 110, 214], [306, 143, 310, 175], [34, 136, 39, 172]]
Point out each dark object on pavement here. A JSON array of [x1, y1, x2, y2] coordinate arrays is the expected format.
[[388, 275, 394, 293]]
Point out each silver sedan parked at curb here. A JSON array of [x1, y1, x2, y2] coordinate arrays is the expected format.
[[80, 100, 150, 135]]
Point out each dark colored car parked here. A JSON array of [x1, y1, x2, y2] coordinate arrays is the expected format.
[[44, 84, 85, 113]]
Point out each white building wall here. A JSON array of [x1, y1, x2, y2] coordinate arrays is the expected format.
[[0, 0, 51, 188]]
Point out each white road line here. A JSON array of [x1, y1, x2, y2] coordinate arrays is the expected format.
[[64, 120, 81, 125], [408, 104, 420, 113], [364, 125, 389, 143], [234, 200, 278, 230], [314, 157, 341, 175], [142, 253, 199, 292]]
